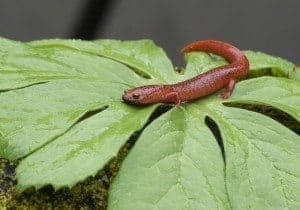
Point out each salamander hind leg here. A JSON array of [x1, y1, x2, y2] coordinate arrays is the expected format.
[[219, 79, 236, 99], [165, 92, 181, 106]]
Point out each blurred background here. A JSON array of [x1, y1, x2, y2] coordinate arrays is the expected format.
[[0, 0, 299, 65]]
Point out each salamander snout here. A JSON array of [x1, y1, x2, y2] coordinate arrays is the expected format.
[[122, 90, 142, 104], [122, 85, 165, 105]]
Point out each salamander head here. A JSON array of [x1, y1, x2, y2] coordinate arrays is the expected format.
[[122, 85, 165, 105]]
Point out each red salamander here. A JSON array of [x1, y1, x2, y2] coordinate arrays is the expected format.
[[122, 40, 249, 106]]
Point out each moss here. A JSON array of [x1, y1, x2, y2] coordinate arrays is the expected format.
[[0, 144, 130, 210]]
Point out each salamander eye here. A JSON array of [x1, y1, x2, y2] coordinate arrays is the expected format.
[[132, 93, 140, 99]]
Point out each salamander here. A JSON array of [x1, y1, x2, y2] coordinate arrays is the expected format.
[[122, 40, 249, 106]]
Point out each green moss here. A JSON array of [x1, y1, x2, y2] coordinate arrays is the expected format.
[[0, 144, 130, 209]]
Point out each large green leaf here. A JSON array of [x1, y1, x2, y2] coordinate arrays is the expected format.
[[16, 103, 155, 190], [0, 37, 299, 209], [108, 77, 300, 210], [108, 106, 230, 210], [212, 106, 299, 209]]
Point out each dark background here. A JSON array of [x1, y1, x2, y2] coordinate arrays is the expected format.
[[0, 0, 299, 65]]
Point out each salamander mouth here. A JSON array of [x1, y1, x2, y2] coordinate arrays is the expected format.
[[122, 93, 137, 105], [122, 95, 149, 106]]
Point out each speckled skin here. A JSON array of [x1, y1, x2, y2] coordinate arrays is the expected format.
[[122, 40, 249, 105]]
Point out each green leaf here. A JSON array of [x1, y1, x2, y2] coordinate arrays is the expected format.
[[228, 76, 300, 120], [183, 52, 227, 77], [0, 37, 151, 90], [0, 80, 125, 159], [108, 77, 300, 210], [244, 51, 298, 80], [16, 103, 155, 191], [0, 37, 299, 209], [29, 38, 178, 83], [108, 107, 230, 210], [211, 106, 300, 209]]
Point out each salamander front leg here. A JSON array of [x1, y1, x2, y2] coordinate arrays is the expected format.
[[219, 79, 236, 99], [165, 92, 181, 106]]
